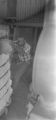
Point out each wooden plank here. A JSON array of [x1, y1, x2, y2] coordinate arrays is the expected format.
[[14, 22, 43, 28]]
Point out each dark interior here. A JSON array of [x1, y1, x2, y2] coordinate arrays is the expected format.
[[0, 1, 45, 119]]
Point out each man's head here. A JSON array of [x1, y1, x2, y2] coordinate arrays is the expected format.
[[0, 39, 12, 55]]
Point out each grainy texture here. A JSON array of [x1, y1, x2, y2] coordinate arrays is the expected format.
[[0, 0, 7, 18], [16, 0, 45, 20], [0, 0, 46, 20]]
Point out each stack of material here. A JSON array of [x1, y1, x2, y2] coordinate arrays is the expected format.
[[0, 25, 13, 116], [0, 54, 13, 116]]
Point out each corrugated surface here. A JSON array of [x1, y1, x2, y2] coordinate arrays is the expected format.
[[0, 0, 45, 20], [0, 0, 7, 18], [7, 0, 17, 18], [16, 0, 45, 20]]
